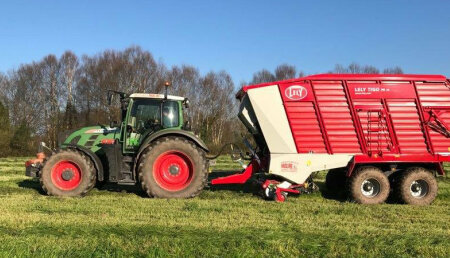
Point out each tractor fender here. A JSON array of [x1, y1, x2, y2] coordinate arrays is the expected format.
[[138, 129, 209, 155], [64, 144, 105, 182]]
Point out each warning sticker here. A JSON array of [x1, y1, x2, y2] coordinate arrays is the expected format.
[[280, 161, 298, 172]]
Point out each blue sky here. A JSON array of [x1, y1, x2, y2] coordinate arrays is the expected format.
[[0, 0, 449, 83]]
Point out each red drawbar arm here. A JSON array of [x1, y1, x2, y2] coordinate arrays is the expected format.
[[211, 162, 256, 185]]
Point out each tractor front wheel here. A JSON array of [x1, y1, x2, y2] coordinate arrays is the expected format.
[[138, 137, 208, 198], [40, 149, 96, 197]]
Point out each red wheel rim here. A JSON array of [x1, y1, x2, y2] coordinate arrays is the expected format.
[[153, 151, 194, 191], [51, 160, 82, 190]]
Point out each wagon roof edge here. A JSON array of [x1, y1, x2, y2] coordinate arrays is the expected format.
[[241, 74, 448, 92]]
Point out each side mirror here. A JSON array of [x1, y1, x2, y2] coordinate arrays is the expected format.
[[110, 120, 120, 128]]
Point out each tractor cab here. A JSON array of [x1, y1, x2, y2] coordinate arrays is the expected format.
[[121, 93, 187, 152], [107, 83, 191, 154]]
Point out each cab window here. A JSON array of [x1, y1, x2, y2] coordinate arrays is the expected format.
[[130, 99, 161, 132], [162, 101, 179, 128]]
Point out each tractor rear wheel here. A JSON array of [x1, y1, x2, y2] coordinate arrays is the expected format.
[[138, 137, 208, 198], [348, 166, 390, 204], [395, 167, 437, 205], [325, 168, 347, 193], [40, 149, 96, 197]]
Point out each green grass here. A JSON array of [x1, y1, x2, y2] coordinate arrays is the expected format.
[[0, 157, 449, 257]]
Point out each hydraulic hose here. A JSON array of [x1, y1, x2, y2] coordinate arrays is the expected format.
[[205, 143, 235, 160]]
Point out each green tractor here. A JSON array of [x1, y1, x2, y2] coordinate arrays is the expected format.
[[25, 83, 209, 198]]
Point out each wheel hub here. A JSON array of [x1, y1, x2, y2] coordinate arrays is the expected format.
[[169, 165, 180, 176], [152, 151, 194, 191], [363, 184, 373, 192], [361, 178, 380, 198], [50, 160, 82, 191], [61, 169, 74, 181], [410, 180, 429, 198]]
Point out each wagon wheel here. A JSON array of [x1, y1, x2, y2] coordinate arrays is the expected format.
[[395, 167, 438, 205], [348, 166, 390, 204]]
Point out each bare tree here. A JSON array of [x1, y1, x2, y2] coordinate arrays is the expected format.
[[0, 72, 9, 105], [251, 69, 275, 84], [363, 65, 380, 74], [333, 63, 400, 75], [198, 71, 235, 146], [8, 63, 45, 133], [60, 51, 79, 130], [275, 64, 296, 80], [333, 64, 348, 74], [383, 67, 403, 74], [348, 63, 362, 74]]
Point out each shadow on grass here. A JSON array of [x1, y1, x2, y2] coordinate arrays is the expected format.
[[17, 178, 147, 197], [17, 171, 351, 202], [315, 181, 348, 202], [96, 183, 147, 197], [17, 170, 254, 197], [17, 179, 46, 195]]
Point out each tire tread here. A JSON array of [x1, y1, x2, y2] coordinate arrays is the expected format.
[[40, 149, 96, 197], [138, 137, 208, 198]]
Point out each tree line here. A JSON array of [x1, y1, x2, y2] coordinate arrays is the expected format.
[[0, 46, 403, 156]]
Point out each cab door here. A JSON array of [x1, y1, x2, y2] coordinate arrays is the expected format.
[[123, 98, 162, 153]]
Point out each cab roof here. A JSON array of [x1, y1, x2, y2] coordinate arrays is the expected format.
[[129, 93, 185, 101]]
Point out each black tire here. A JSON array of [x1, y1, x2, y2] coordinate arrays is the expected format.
[[40, 149, 96, 197], [395, 167, 438, 205], [325, 168, 347, 193], [138, 137, 208, 198], [348, 166, 390, 204], [95, 179, 107, 189]]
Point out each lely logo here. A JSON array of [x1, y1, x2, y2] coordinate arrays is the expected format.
[[285, 85, 307, 100]]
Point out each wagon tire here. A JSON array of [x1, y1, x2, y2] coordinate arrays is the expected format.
[[138, 137, 208, 198], [349, 166, 390, 204], [40, 149, 96, 197], [395, 167, 437, 205], [325, 168, 347, 193]]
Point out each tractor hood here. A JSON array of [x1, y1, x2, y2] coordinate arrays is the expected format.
[[60, 126, 120, 152]]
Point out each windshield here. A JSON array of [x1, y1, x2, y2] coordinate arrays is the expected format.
[[130, 99, 161, 130]]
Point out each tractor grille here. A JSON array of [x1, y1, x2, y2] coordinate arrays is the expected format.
[[84, 134, 99, 148], [70, 135, 81, 145]]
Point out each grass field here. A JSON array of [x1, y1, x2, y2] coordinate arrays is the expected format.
[[0, 156, 449, 257]]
